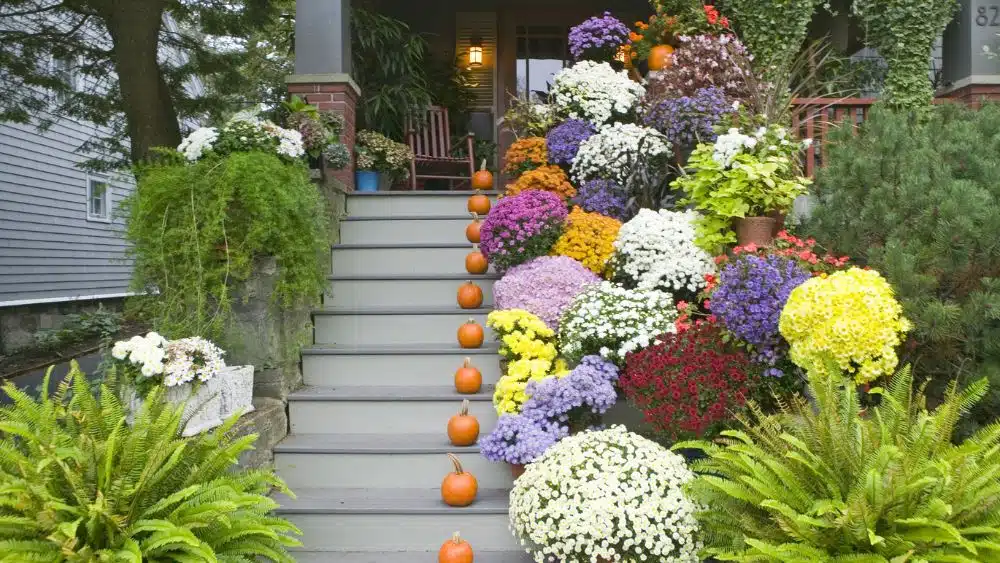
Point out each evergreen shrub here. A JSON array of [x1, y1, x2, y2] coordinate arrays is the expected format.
[[806, 104, 1000, 433]]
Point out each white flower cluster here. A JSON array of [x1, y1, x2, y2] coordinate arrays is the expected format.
[[260, 120, 306, 159], [550, 61, 646, 126], [712, 125, 813, 168], [510, 425, 701, 563], [112, 333, 226, 387], [711, 127, 757, 168], [177, 127, 219, 161], [612, 209, 716, 294], [571, 122, 671, 185], [559, 281, 677, 364]]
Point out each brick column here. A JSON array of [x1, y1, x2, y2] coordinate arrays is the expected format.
[[287, 74, 360, 190]]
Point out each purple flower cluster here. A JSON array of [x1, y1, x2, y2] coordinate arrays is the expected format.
[[481, 355, 620, 464], [643, 87, 733, 147], [710, 254, 811, 376], [546, 119, 595, 165], [480, 190, 568, 273], [495, 256, 600, 331], [571, 179, 630, 221], [568, 12, 630, 61]]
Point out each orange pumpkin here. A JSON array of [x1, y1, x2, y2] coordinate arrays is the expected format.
[[471, 159, 493, 190], [467, 193, 491, 215], [441, 453, 478, 507], [457, 318, 484, 349], [457, 281, 484, 309], [465, 249, 488, 275], [466, 214, 481, 244], [438, 532, 474, 563], [454, 357, 483, 394], [648, 44, 675, 71], [447, 400, 480, 447]]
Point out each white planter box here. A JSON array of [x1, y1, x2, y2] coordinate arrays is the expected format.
[[126, 365, 256, 437]]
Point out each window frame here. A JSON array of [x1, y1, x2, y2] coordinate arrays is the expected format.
[[50, 55, 79, 106], [86, 176, 111, 223]]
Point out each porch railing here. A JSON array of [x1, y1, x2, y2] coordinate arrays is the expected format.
[[789, 97, 877, 178]]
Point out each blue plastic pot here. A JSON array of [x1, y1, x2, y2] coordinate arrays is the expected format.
[[355, 170, 378, 192]]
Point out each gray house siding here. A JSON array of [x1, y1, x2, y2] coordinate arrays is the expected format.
[[0, 118, 135, 306]]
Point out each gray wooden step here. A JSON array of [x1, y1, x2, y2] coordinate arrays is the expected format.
[[289, 551, 533, 562], [347, 190, 499, 218], [275, 487, 520, 551], [288, 385, 498, 435], [340, 215, 475, 245], [331, 243, 480, 276], [301, 344, 502, 387], [313, 306, 493, 347], [326, 274, 498, 308], [274, 434, 511, 489]]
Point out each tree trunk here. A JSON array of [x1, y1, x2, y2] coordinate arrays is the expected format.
[[103, 0, 181, 164]]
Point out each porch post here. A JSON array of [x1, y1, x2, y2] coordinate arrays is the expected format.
[[287, 0, 360, 190], [940, 0, 1000, 106]]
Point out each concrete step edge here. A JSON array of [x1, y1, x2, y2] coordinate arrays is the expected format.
[[342, 214, 476, 221], [347, 190, 500, 197], [328, 273, 500, 281], [332, 242, 473, 250], [275, 433, 481, 454], [273, 487, 509, 514], [301, 344, 499, 356], [288, 385, 495, 402], [313, 306, 491, 316]]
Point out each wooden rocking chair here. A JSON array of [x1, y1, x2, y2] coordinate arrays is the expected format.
[[405, 106, 476, 190]]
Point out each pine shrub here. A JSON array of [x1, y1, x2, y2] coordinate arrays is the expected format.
[[0, 363, 301, 561], [806, 104, 1000, 434], [679, 366, 1000, 561]]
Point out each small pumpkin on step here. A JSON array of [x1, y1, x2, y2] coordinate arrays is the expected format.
[[457, 281, 483, 309], [454, 357, 482, 394], [471, 159, 493, 190], [465, 213, 481, 244], [465, 247, 488, 275], [467, 193, 491, 215], [438, 531, 474, 563], [447, 400, 480, 447], [457, 318, 484, 349], [441, 453, 478, 507]]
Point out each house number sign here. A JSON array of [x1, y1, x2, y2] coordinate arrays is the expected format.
[[977, 5, 1000, 26]]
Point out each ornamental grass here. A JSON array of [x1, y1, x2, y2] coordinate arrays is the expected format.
[[506, 165, 577, 201], [551, 207, 621, 275]]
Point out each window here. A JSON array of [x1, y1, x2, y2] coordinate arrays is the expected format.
[[87, 178, 110, 221], [516, 26, 570, 102], [51, 56, 78, 105]]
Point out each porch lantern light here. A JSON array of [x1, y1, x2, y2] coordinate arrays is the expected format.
[[469, 37, 483, 67]]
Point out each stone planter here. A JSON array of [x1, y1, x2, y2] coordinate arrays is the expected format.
[[126, 365, 255, 437]]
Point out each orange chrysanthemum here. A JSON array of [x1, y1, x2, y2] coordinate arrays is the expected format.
[[503, 137, 548, 176], [506, 165, 577, 200], [551, 207, 622, 275]]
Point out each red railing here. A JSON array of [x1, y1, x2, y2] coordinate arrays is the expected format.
[[789, 97, 877, 178]]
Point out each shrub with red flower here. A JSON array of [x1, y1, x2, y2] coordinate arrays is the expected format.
[[621, 321, 758, 440], [716, 230, 851, 276]]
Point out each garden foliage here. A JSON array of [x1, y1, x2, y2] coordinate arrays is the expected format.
[[0, 363, 300, 561], [806, 104, 1000, 432], [680, 366, 1000, 562]]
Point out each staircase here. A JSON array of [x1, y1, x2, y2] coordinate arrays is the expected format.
[[274, 190, 532, 562]]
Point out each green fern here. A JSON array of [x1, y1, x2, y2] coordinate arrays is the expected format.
[[677, 366, 1000, 562], [0, 362, 301, 562]]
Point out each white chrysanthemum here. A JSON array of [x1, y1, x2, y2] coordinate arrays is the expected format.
[[550, 61, 645, 126], [177, 127, 219, 161], [510, 425, 701, 563], [711, 128, 757, 168], [162, 336, 227, 387], [559, 281, 677, 364], [611, 209, 716, 295], [571, 123, 670, 185]]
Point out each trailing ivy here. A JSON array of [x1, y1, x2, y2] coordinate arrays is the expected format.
[[123, 151, 329, 342], [718, 0, 825, 74], [852, 0, 959, 110]]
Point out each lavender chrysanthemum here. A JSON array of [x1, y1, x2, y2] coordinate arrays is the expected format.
[[546, 119, 595, 166], [710, 254, 811, 376], [643, 86, 733, 147], [480, 414, 559, 464], [568, 12, 630, 61], [571, 179, 629, 221], [480, 190, 568, 273], [494, 256, 600, 331]]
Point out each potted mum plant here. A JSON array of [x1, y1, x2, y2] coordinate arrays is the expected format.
[[355, 130, 414, 192], [672, 123, 811, 252], [111, 332, 255, 437]]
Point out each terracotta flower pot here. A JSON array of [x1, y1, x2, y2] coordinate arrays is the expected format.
[[510, 463, 526, 478], [734, 216, 777, 247]]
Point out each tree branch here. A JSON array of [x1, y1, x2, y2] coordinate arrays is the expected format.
[[0, 1, 67, 18]]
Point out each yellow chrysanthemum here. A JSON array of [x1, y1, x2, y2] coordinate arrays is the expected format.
[[779, 267, 912, 384], [551, 207, 621, 275], [493, 358, 570, 414], [487, 309, 557, 361]]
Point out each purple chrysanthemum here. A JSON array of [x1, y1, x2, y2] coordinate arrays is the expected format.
[[479, 414, 559, 464], [480, 190, 568, 273], [710, 254, 811, 376], [643, 87, 733, 147], [546, 119, 595, 166], [568, 12, 630, 61], [571, 179, 629, 221], [494, 256, 599, 331]]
